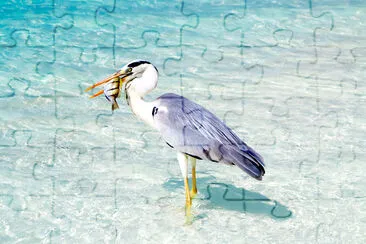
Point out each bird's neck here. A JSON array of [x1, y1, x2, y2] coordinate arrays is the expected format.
[[126, 88, 156, 128]]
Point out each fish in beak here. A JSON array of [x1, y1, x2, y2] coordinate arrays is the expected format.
[[85, 68, 132, 97], [104, 77, 121, 111], [84, 68, 132, 110]]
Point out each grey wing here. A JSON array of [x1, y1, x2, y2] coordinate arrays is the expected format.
[[153, 93, 265, 180]]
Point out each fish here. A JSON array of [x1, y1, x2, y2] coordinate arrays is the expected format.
[[104, 77, 121, 111]]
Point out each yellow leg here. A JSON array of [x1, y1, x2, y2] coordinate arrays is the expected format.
[[178, 152, 194, 222], [190, 157, 197, 198], [184, 176, 192, 220]]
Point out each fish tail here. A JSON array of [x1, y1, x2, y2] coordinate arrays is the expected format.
[[112, 101, 119, 111]]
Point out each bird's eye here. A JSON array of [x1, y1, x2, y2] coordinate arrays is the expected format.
[[127, 68, 132, 73]]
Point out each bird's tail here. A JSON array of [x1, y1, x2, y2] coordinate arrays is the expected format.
[[221, 145, 265, 180], [112, 101, 119, 111]]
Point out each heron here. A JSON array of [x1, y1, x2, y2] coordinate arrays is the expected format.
[[85, 60, 265, 219]]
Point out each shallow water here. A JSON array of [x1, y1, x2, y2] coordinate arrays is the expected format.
[[1, 0, 366, 243]]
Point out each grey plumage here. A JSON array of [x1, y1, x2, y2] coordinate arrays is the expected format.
[[153, 93, 265, 180]]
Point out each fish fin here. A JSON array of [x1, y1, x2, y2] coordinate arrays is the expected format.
[[112, 102, 119, 111]]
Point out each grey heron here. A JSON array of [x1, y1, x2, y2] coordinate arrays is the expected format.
[[85, 60, 265, 219]]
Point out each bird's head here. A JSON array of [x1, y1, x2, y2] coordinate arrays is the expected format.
[[85, 60, 159, 97]]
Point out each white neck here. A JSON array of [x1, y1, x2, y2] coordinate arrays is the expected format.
[[123, 64, 159, 128], [126, 89, 156, 129]]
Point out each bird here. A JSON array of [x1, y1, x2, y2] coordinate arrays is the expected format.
[[85, 60, 265, 219]]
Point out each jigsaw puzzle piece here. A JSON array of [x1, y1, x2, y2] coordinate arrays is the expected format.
[[114, 31, 180, 69], [95, 1, 196, 48], [268, 96, 321, 202], [0, 128, 64, 242], [34, 46, 113, 124], [163, 45, 218, 107], [0, 34, 54, 98], [338, 101, 366, 199], [36, 46, 88, 95], [163, 45, 213, 77], [54, 0, 111, 46], [50, 192, 116, 243], [0, 75, 61, 204], [113, 176, 169, 242], [0, 130, 54, 198], [0, 28, 30, 48], [202, 48, 277, 147], [0, 0, 73, 47], [31, 128, 111, 196], [0, 191, 62, 243], [109, 30, 181, 93], [223, 0, 333, 47], [178, 1, 240, 61], [0, 78, 57, 135], [316, 198, 366, 243], [297, 45, 364, 83], [30, 129, 118, 241], [301, 46, 364, 202], [297, 2, 366, 80]]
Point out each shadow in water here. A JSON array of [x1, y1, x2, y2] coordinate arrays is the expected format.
[[163, 175, 292, 220]]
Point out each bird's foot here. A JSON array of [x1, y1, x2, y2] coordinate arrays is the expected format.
[[185, 205, 193, 225]]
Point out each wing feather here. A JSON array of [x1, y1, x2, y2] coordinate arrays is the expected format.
[[154, 93, 265, 179]]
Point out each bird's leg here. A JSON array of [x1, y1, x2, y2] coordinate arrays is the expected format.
[[183, 175, 192, 218], [177, 152, 192, 219], [190, 157, 198, 198]]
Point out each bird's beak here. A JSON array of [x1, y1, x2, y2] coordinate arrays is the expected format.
[[85, 69, 131, 98]]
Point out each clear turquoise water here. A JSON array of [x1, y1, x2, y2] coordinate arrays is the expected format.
[[1, 0, 366, 243]]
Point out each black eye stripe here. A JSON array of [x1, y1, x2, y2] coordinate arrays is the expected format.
[[128, 61, 150, 68], [127, 60, 159, 73]]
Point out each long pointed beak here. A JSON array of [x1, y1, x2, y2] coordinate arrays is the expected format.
[[84, 71, 121, 92]]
